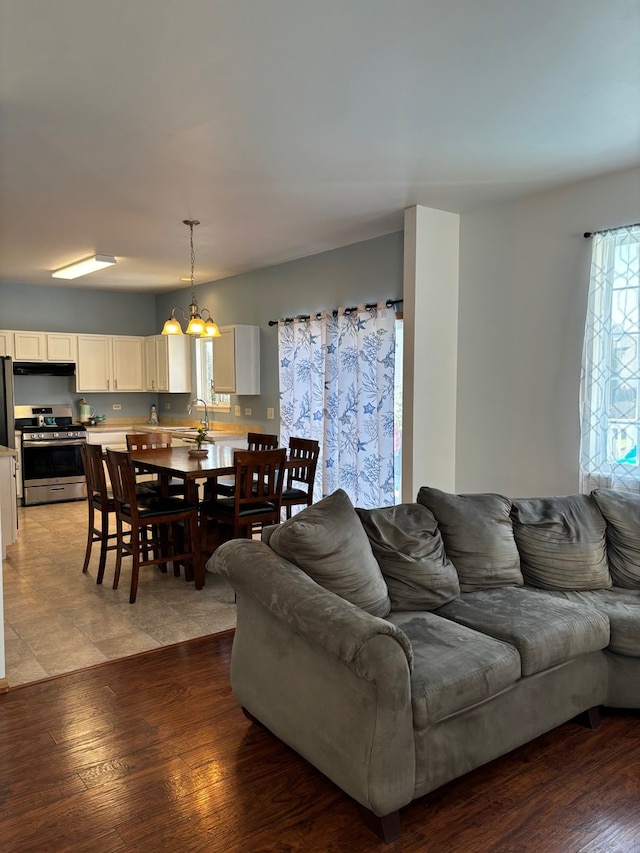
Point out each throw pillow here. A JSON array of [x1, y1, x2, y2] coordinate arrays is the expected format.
[[510, 494, 611, 590], [417, 487, 523, 592], [269, 489, 391, 617], [591, 489, 640, 588], [356, 503, 460, 610]]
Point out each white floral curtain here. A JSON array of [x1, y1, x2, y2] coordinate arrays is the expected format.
[[278, 302, 396, 508], [580, 224, 640, 493]]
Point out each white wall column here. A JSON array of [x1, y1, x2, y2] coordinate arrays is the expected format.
[[402, 205, 460, 501]]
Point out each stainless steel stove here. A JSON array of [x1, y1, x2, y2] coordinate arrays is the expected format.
[[15, 404, 87, 505]]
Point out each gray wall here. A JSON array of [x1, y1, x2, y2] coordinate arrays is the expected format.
[[1, 282, 158, 418], [1, 235, 404, 425], [455, 164, 640, 497], [156, 232, 404, 430]]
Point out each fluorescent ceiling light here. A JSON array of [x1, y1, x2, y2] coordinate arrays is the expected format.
[[52, 254, 117, 279]]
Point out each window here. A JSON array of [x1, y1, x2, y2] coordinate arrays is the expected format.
[[580, 225, 640, 491], [195, 338, 231, 411]]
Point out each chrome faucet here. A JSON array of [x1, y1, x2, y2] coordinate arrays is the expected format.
[[188, 398, 209, 431]]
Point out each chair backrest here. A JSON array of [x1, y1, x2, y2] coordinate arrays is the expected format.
[[126, 432, 172, 451], [286, 437, 320, 493], [81, 442, 110, 505], [233, 448, 287, 510], [247, 432, 278, 451], [105, 449, 139, 514]]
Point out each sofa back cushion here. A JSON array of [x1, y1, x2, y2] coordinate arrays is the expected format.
[[416, 487, 523, 592], [591, 489, 640, 588], [269, 489, 391, 617], [356, 503, 460, 610], [510, 494, 611, 590]]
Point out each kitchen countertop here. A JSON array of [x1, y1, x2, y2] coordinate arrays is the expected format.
[[83, 421, 248, 439], [0, 445, 17, 457]]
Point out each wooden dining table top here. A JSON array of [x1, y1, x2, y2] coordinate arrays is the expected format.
[[129, 443, 236, 481]]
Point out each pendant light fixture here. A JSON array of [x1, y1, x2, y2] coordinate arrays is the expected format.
[[161, 219, 221, 337]]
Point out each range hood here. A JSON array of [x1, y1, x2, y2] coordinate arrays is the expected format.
[[13, 361, 76, 376]]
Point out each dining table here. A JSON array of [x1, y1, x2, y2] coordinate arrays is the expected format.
[[129, 443, 236, 504]]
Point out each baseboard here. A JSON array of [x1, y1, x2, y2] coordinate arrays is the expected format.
[[0, 677, 9, 694]]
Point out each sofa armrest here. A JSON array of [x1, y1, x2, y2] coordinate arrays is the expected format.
[[212, 538, 413, 673], [211, 539, 416, 816]]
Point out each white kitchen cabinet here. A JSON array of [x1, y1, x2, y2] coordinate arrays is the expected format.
[[213, 325, 260, 394], [87, 430, 128, 450], [76, 335, 112, 391], [112, 337, 145, 391], [14, 331, 46, 361], [77, 335, 145, 392], [0, 330, 76, 362], [0, 452, 18, 559], [46, 332, 76, 361], [144, 335, 191, 393], [0, 331, 14, 358]]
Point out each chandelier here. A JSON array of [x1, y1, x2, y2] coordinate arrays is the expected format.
[[161, 219, 221, 337]]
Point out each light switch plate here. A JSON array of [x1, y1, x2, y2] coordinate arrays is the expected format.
[[244, 407, 252, 416], [267, 407, 275, 420], [234, 405, 241, 417]]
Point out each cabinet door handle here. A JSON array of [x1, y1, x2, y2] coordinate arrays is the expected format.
[[114, 379, 118, 390]]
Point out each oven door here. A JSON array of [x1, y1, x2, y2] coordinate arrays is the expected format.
[[21, 438, 87, 504]]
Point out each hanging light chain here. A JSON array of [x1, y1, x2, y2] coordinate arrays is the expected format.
[[184, 218, 200, 303]]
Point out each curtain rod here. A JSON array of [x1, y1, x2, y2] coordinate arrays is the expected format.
[[268, 298, 403, 327], [584, 222, 640, 238]]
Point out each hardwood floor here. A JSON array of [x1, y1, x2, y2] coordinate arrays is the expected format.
[[1, 631, 639, 852]]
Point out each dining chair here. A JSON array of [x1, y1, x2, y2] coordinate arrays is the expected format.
[[126, 432, 186, 496], [80, 442, 118, 584], [106, 449, 202, 604], [282, 437, 320, 518], [199, 448, 287, 541], [208, 432, 279, 499]]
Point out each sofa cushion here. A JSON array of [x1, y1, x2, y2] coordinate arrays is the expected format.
[[529, 587, 640, 658], [387, 611, 521, 727], [356, 504, 460, 610], [591, 489, 640, 589], [435, 587, 610, 676], [416, 487, 523, 592], [510, 495, 611, 590], [269, 489, 391, 617]]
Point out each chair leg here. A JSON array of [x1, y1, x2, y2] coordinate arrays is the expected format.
[[129, 524, 142, 604], [112, 516, 124, 590], [190, 512, 203, 589], [81, 502, 94, 574], [96, 510, 110, 585]]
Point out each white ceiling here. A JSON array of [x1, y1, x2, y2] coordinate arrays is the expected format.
[[1, 0, 639, 293]]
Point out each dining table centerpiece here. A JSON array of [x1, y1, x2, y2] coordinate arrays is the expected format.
[[188, 426, 210, 458]]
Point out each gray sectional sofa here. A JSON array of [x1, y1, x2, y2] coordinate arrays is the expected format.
[[209, 486, 640, 842]]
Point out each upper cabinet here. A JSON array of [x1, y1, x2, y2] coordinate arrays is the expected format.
[[9, 331, 77, 362], [144, 335, 191, 393], [76, 335, 145, 392], [111, 336, 145, 391], [214, 325, 260, 394], [0, 331, 14, 359], [46, 333, 76, 361]]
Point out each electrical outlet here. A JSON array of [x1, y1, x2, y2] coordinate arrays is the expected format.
[[267, 407, 275, 420], [112, 403, 122, 410], [164, 403, 171, 410], [244, 407, 252, 416], [234, 405, 241, 417]]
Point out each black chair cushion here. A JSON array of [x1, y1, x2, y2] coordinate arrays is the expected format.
[[120, 495, 198, 520], [200, 499, 276, 519], [93, 493, 116, 511], [282, 487, 308, 501]]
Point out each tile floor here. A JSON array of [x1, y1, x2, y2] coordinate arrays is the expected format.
[[3, 499, 237, 687]]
